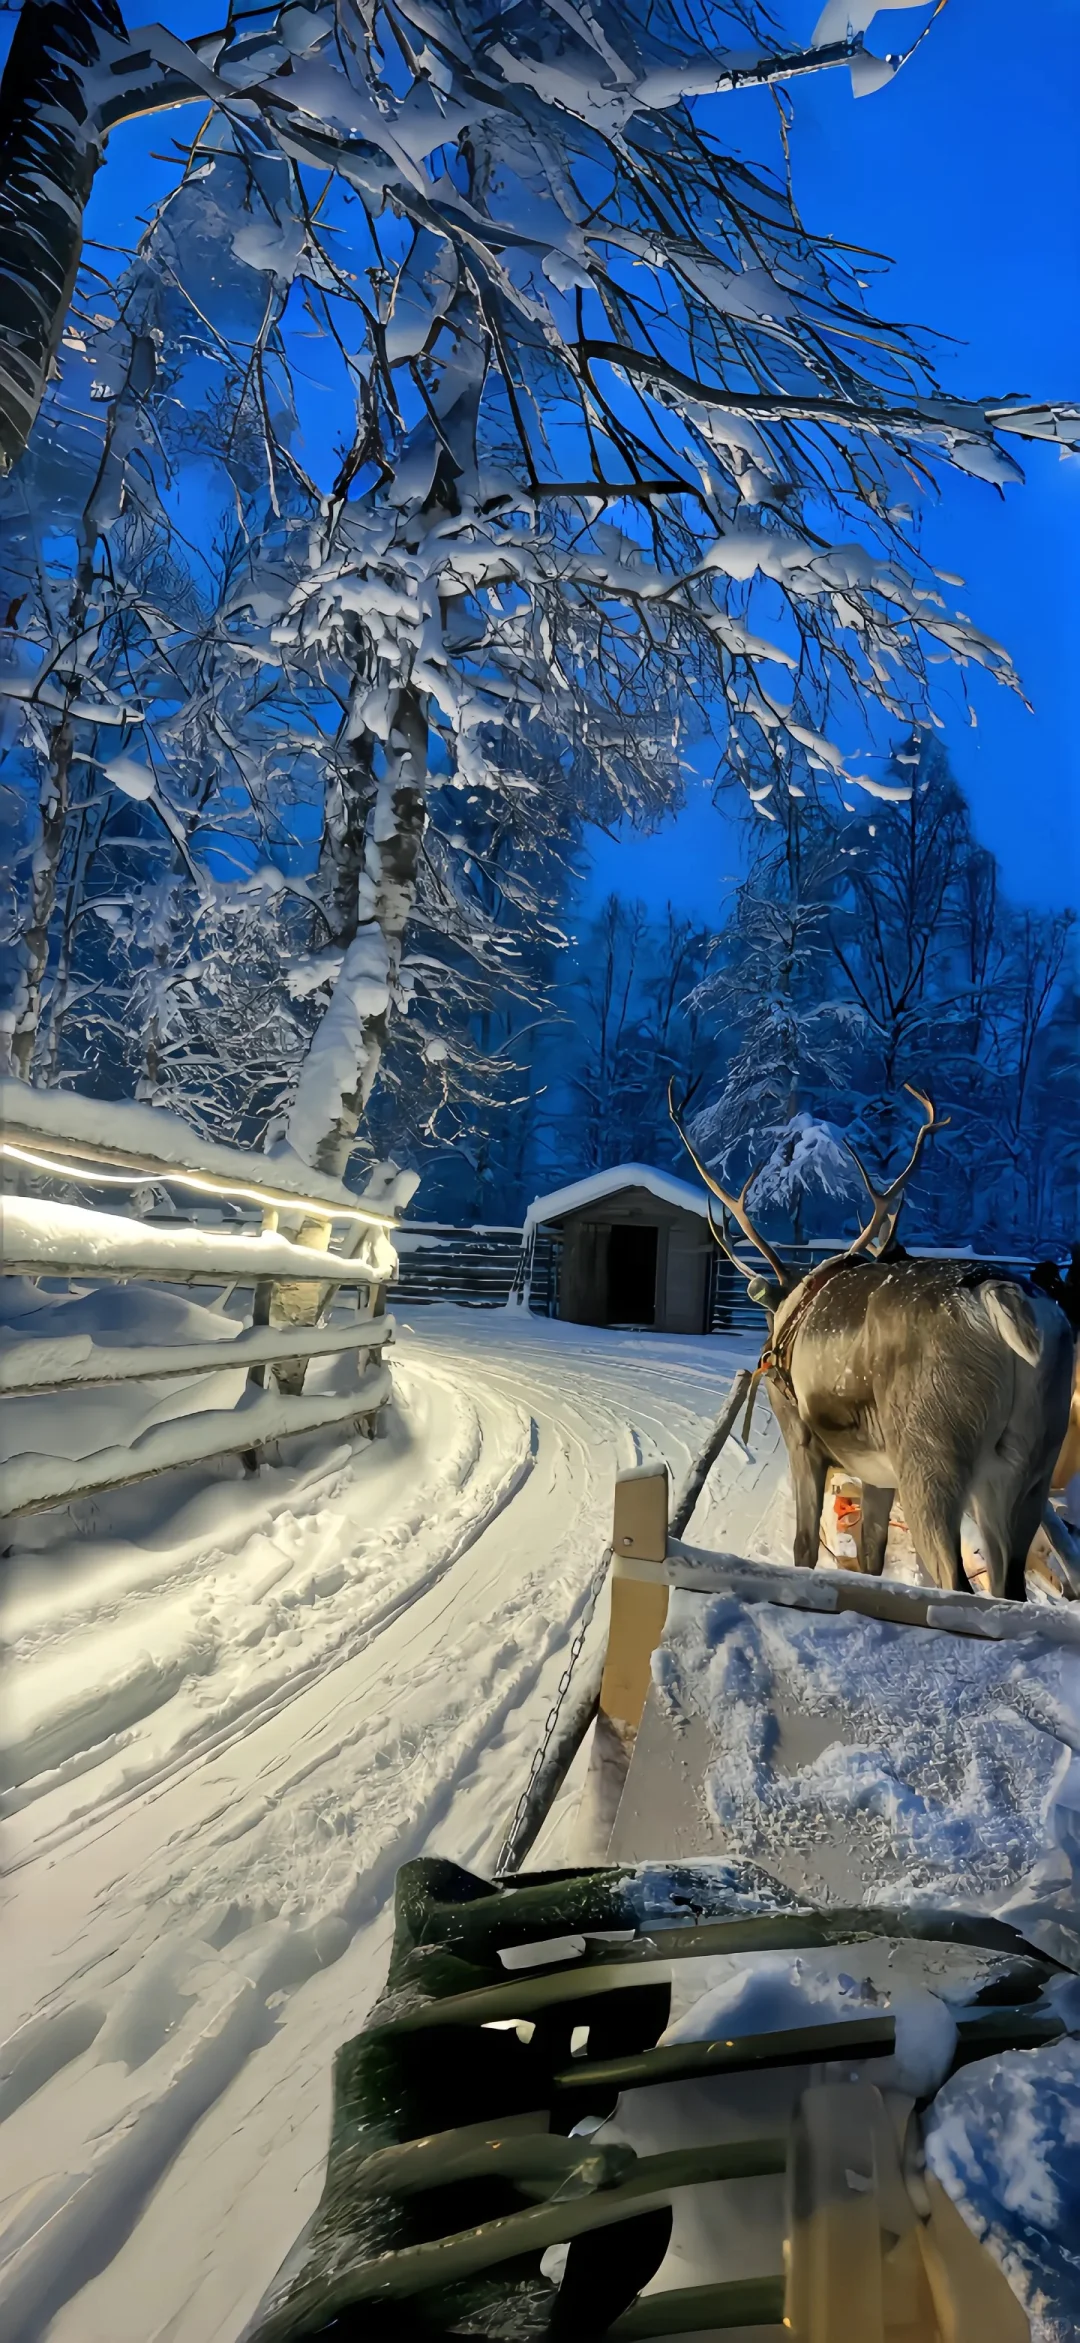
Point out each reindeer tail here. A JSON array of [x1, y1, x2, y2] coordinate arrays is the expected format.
[[980, 1280, 1044, 1366]]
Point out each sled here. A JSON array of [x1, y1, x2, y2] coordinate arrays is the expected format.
[[566, 1461, 1080, 1887], [244, 1465, 1080, 2342]]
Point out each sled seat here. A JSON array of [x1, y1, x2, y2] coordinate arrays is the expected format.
[[241, 1858, 1065, 2342]]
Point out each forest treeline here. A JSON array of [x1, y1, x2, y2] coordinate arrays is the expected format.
[[521, 739, 1079, 1250]]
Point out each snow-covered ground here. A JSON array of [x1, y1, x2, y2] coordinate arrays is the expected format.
[[1, 1309, 758, 2343]]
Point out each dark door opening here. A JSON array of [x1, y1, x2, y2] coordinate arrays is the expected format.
[[606, 1224, 658, 1326]]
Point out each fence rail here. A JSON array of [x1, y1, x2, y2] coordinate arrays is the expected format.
[[390, 1224, 1044, 1336], [2, 1370, 393, 1517], [0, 1076, 395, 1227], [0, 1315, 393, 1396], [393, 1223, 755, 1328], [1, 1096, 398, 1519], [0, 1194, 378, 1288], [394, 1226, 557, 1312]]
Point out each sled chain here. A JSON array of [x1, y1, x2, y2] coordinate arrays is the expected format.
[[496, 1543, 612, 1875]]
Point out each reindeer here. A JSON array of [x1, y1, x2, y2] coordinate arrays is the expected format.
[[671, 1085, 1075, 1601]]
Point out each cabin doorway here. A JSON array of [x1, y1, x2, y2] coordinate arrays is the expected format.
[[606, 1223, 658, 1326]]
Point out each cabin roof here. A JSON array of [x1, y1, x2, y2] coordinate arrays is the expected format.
[[523, 1163, 710, 1238]]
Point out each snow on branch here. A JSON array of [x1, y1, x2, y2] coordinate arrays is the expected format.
[[4, 0, 1075, 1188]]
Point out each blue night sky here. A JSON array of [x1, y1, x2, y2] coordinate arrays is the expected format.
[[583, 0, 1080, 926], [63, 0, 1080, 930]]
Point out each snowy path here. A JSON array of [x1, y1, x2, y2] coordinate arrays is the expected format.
[[1, 1312, 764, 2343]]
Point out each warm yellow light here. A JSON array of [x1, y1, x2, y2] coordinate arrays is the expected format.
[[0, 1142, 396, 1232]]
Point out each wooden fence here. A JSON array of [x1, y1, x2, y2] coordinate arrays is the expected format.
[[394, 1225, 557, 1313], [392, 1224, 1042, 1339], [393, 1225, 759, 1329], [2, 1077, 1048, 1518], [0, 1096, 397, 1520]]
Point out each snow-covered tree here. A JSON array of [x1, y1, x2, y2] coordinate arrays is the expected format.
[[980, 905, 1077, 1242], [3, 0, 1078, 1196], [744, 1108, 860, 1239], [686, 779, 859, 1210], [817, 735, 1076, 1239], [827, 736, 970, 1154], [1030, 979, 1080, 1246], [533, 893, 710, 1180], [685, 738, 1078, 1246]]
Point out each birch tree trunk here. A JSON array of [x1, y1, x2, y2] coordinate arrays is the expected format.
[[10, 520, 99, 1077], [0, 0, 125, 472], [11, 706, 74, 1078], [318, 647, 377, 954], [271, 305, 483, 1380], [287, 684, 427, 1181], [40, 791, 108, 1080], [267, 685, 426, 1380]]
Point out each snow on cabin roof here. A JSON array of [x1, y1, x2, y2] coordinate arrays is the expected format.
[[523, 1163, 710, 1237]]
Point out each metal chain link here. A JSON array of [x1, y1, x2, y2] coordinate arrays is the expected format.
[[496, 1542, 612, 1875]]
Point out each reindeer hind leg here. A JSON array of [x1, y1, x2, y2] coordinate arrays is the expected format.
[[974, 1414, 1059, 1603], [883, 1381, 979, 1596], [971, 1461, 1017, 1602], [1005, 1477, 1051, 1604], [855, 1482, 893, 1577], [1002, 1352, 1072, 1600], [768, 1379, 829, 1571], [790, 1439, 829, 1571], [894, 1468, 973, 1596]]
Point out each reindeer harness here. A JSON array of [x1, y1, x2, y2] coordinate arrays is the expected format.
[[742, 1255, 854, 1434], [746, 1253, 1042, 1436]]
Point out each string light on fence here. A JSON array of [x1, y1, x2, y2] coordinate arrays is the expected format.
[[0, 1141, 397, 1232]]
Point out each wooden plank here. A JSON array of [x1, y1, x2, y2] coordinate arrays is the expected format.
[[603, 1468, 670, 1736], [618, 1546, 1080, 1649], [0, 1196, 372, 1284], [599, 1577, 669, 1737], [0, 1255, 368, 1288], [0, 1079, 394, 1224], [0, 1316, 392, 1395], [670, 1369, 755, 1537], [0, 1365, 392, 1517]]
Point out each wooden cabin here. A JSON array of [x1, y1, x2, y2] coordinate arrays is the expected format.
[[522, 1165, 714, 1334]]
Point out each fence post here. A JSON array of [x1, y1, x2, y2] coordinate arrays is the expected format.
[[599, 1464, 670, 1741]]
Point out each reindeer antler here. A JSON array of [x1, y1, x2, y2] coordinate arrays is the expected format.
[[668, 1079, 789, 1288], [842, 1085, 949, 1260], [703, 1192, 758, 1284]]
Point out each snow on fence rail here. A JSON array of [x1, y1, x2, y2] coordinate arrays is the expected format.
[[0, 1316, 392, 1395], [0, 1372, 394, 1517], [0, 1195, 388, 1285], [0, 1078, 400, 1226], [0, 1091, 403, 1519]]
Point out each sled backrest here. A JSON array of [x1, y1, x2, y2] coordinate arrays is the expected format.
[[241, 1853, 1051, 2342]]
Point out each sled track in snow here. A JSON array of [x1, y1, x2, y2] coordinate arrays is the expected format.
[[1, 1317, 759, 2343], [4, 1368, 538, 1877]]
